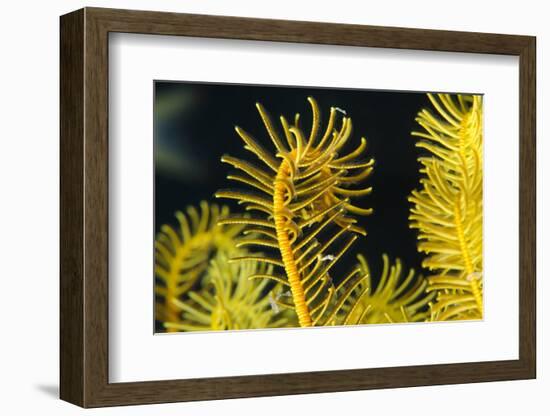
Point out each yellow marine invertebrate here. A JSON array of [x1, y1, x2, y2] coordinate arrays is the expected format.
[[164, 254, 291, 331], [331, 254, 434, 325], [216, 97, 374, 327], [155, 202, 245, 330], [408, 93, 483, 321]]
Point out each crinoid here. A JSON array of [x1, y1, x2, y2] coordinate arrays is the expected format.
[[330, 254, 434, 325], [216, 97, 374, 327], [154, 201, 245, 330], [408, 93, 483, 321], [164, 253, 291, 331]]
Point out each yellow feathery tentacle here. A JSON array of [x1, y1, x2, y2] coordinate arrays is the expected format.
[[329, 254, 435, 325], [154, 202, 245, 331], [408, 93, 483, 321], [273, 159, 312, 326], [164, 253, 293, 331], [216, 97, 374, 326]]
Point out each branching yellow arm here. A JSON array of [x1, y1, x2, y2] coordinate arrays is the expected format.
[[154, 202, 245, 331], [216, 97, 374, 326], [164, 254, 292, 331], [408, 93, 483, 321], [274, 159, 313, 326], [329, 254, 435, 325]]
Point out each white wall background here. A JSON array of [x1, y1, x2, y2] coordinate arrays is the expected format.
[[0, 0, 545, 414]]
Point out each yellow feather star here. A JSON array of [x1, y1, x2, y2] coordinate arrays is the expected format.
[[331, 254, 435, 325], [408, 93, 483, 321], [155, 201, 245, 331], [164, 254, 292, 331], [216, 97, 374, 327]]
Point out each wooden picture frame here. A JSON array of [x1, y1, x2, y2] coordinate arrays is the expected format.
[[60, 7, 536, 408]]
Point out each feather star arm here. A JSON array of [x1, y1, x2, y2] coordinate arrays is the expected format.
[[154, 201, 246, 330], [328, 254, 435, 325], [164, 253, 292, 331], [216, 97, 374, 327], [408, 93, 483, 320]]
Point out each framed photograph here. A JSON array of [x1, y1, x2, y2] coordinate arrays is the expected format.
[[60, 7, 536, 408]]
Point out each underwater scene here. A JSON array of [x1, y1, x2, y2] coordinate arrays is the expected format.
[[154, 82, 483, 333]]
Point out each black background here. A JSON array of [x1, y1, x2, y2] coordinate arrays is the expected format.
[[154, 81, 430, 282]]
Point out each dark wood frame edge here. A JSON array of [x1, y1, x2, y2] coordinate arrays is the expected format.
[[60, 7, 536, 408]]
